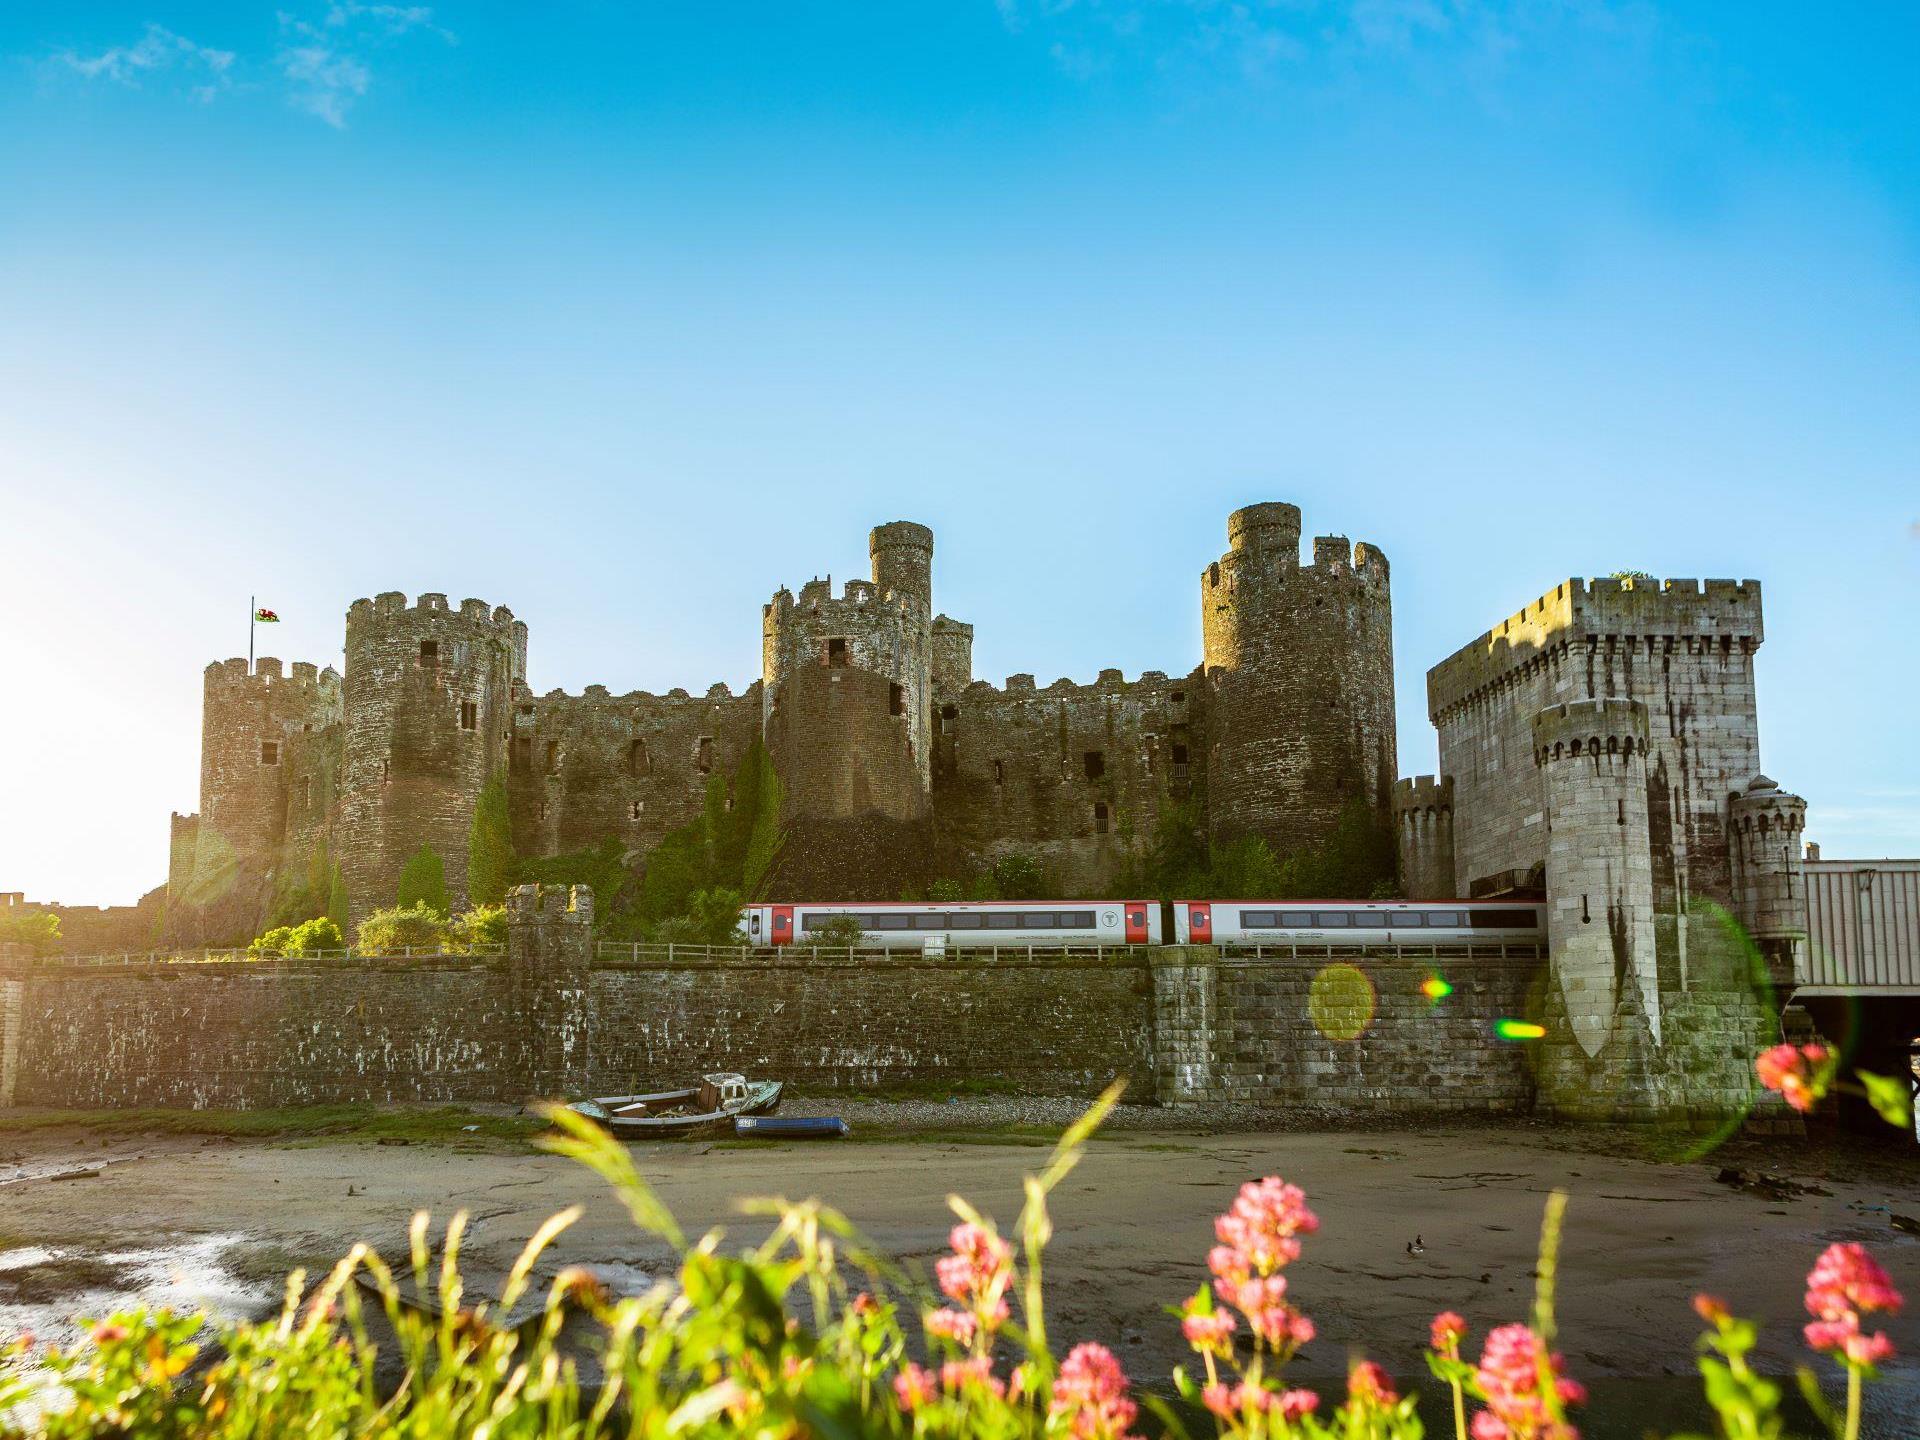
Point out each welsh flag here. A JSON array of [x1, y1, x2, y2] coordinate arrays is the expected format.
[[255, 608, 280, 623]]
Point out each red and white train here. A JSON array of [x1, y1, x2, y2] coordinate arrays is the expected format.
[[737, 899, 1542, 948]]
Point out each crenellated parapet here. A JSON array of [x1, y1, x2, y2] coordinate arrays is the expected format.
[[1429, 578, 1762, 724], [1530, 697, 1651, 765], [1200, 503, 1396, 856]]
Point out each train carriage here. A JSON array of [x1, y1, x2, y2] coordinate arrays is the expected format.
[[1172, 899, 1543, 945], [739, 900, 1162, 949]]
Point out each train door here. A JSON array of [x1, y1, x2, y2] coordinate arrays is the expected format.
[[1125, 902, 1150, 945], [770, 905, 795, 947], [1188, 903, 1212, 944]]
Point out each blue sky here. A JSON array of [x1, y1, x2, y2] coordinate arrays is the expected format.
[[2, 2, 1917, 905]]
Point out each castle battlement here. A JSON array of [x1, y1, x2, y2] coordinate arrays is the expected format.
[[1531, 698, 1650, 762], [203, 657, 342, 693], [1392, 774, 1454, 813], [769, 576, 924, 616], [950, 668, 1184, 705], [1427, 576, 1765, 720], [528, 680, 748, 707], [1203, 533, 1391, 591], [348, 592, 519, 631]]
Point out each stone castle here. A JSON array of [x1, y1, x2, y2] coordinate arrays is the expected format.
[[162, 501, 1811, 1049], [165, 502, 1400, 938]]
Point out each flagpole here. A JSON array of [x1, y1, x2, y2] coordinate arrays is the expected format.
[[249, 595, 255, 674]]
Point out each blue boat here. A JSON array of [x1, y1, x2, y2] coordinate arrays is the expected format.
[[734, 1115, 850, 1139]]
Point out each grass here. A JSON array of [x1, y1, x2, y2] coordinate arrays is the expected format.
[[0, 1104, 543, 1145]]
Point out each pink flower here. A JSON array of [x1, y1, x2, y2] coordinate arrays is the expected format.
[[1277, 1389, 1320, 1420], [1755, 1043, 1832, 1113], [1214, 1178, 1319, 1275], [1050, 1343, 1139, 1440], [1431, 1310, 1468, 1355], [894, 1362, 936, 1411], [1181, 1305, 1236, 1357], [850, 1291, 880, 1317], [936, 1222, 1014, 1330], [1348, 1360, 1399, 1408], [1803, 1243, 1902, 1370], [1473, 1324, 1585, 1440], [940, 1356, 1006, 1399], [1202, 1383, 1239, 1420], [924, 1308, 978, 1346]]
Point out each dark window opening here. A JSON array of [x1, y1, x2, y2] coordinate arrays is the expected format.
[[906, 739, 915, 764], [630, 801, 643, 820], [381, 758, 391, 785], [940, 703, 957, 733], [696, 736, 714, 773], [1171, 689, 1185, 704], [826, 637, 849, 667], [1083, 750, 1105, 779], [302, 775, 313, 808], [260, 740, 279, 765], [419, 639, 438, 666], [545, 740, 559, 774], [889, 682, 905, 716], [460, 700, 477, 731], [1617, 798, 1626, 826], [993, 760, 1004, 785], [1468, 908, 1538, 930], [1094, 800, 1109, 834], [302, 723, 312, 733], [629, 739, 649, 775], [1171, 743, 1189, 765]]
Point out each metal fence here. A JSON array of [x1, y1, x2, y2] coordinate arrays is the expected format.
[[2, 945, 507, 968]]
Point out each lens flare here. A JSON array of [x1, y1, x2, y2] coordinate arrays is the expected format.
[[1309, 963, 1376, 1042], [1494, 1019, 1546, 1041], [1420, 976, 1453, 1002]]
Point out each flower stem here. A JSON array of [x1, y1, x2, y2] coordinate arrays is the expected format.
[[1451, 1377, 1467, 1440], [1844, 1363, 1861, 1440]]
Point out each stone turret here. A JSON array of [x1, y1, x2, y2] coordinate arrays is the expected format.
[[336, 593, 522, 924], [1201, 503, 1396, 856], [1393, 774, 1455, 900], [1729, 774, 1808, 989], [1533, 699, 1659, 1055]]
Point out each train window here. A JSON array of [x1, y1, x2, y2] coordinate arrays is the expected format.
[[912, 913, 944, 930], [1059, 911, 1096, 927], [1314, 912, 1352, 927], [1469, 909, 1537, 929], [1023, 912, 1058, 928], [1240, 910, 1277, 928], [800, 914, 837, 932], [1387, 912, 1424, 926], [869, 914, 911, 930], [948, 913, 985, 929], [1352, 913, 1389, 928], [987, 912, 1021, 929], [1278, 911, 1316, 926], [1426, 911, 1463, 927]]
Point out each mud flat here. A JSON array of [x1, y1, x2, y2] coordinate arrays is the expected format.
[[2, 1105, 1916, 1437]]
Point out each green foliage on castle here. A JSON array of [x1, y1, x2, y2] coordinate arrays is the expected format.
[[467, 775, 516, 908], [397, 846, 450, 916]]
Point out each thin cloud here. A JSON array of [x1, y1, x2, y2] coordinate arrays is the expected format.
[[57, 23, 235, 98], [276, 2, 455, 129]]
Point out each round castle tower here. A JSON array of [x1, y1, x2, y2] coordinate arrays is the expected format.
[[1533, 699, 1659, 1056], [335, 593, 525, 924], [1392, 774, 1455, 900], [1200, 503, 1396, 855], [194, 656, 343, 879], [1729, 774, 1808, 986], [762, 521, 935, 797]]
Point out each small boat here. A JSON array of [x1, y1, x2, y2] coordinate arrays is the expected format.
[[733, 1116, 849, 1140], [569, 1073, 784, 1138]]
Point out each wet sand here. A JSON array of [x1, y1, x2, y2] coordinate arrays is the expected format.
[[3, 1112, 1917, 1436]]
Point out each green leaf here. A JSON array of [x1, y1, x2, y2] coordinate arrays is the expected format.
[[1857, 1069, 1914, 1129]]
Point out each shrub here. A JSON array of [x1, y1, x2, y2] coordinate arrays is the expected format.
[[0, 908, 61, 954], [647, 887, 744, 947], [794, 912, 865, 950], [396, 845, 449, 916], [355, 902, 451, 955], [452, 904, 508, 951], [246, 925, 295, 958], [286, 916, 345, 955], [990, 852, 1047, 900]]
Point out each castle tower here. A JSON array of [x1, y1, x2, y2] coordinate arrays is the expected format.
[[176, 657, 342, 938], [1728, 774, 1809, 990], [335, 593, 524, 924], [1200, 503, 1396, 857], [870, 520, 934, 611], [1392, 774, 1455, 900], [1533, 699, 1659, 1056], [931, 615, 975, 704]]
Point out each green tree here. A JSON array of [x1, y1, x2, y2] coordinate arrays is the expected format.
[[396, 845, 449, 916], [0, 909, 62, 953], [452, 904, 508, 951], [285, 916, 345, 955], [356, 902, 451, 955], [467, 774, 517, 907]]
